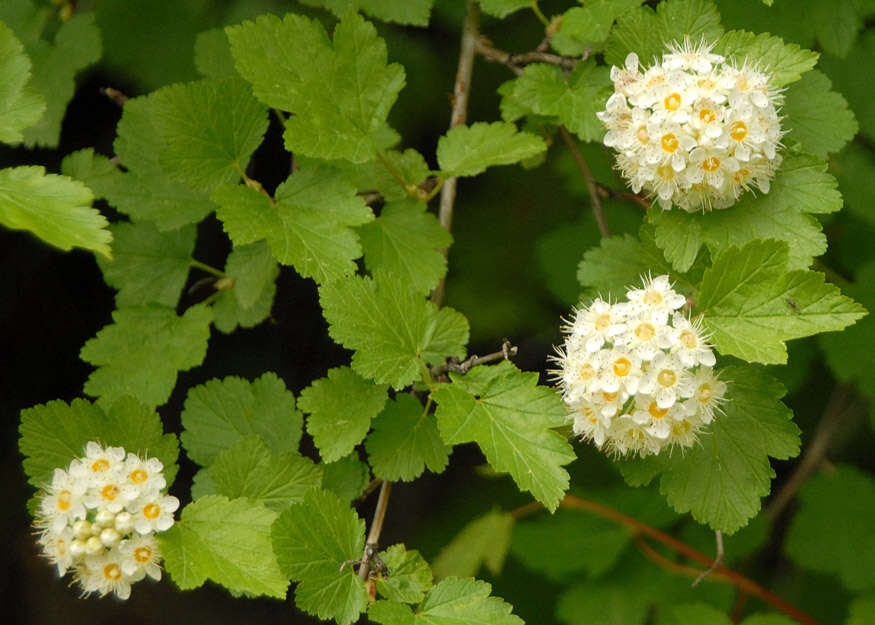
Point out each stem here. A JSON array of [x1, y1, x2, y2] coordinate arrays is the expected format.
[[431, 339, 518, 377], [692, 530, 724, 586], [431, 0, 479, 308], [530, 0, 550, 27], [766, 384, 852, 523], [376, 150, 411, 192], [513, 494, 823, 625], [559, 126, 609, 238], [475, 39, 579, 76], [358, 480, 393, 580], [190, 259, 227, 278]]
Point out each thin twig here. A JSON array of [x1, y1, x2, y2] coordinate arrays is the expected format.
[[634, 535, 708, 579], [512, 494, 823, 625], [559, 126, 609, 238], [475, 39, 580, 75], [431, 339, 518, 377], [431, 0, 480, 308], [766, 385, 852, 523], [596, 183, 651, 210], [692, 530, 724, 586], [358, 480, 393, 580]]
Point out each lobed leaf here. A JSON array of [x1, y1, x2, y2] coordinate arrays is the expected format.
[[437, 121, 547, 178], [0, 20, 45, 143], [432, 509, 514, 580], [376, 544, 433, 604], [714, 30, 819, 88], [212, 240, 279, 333], [783, 70, 859, 160]]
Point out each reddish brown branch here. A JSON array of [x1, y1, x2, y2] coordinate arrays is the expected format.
[[559, 126, 609, 238]]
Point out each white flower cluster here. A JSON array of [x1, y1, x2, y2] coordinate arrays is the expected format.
[[597, 38, 784, 212], [552, 275, 726, 457], [34, 442, 179, 600]]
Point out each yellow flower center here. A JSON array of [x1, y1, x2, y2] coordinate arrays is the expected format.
[[730, 120, 748, 141], [697, 78, 716, 90], [734, 168, 750, 184], [612, 357, 632, 377], [91, 459, 110, 472], [636, 126, 649, 144], [661, 133, 679, 153], [104, 563, 122, 581], [680, 330, 698, 349], [134, 546, 153, 563], [702, 157, 721, 172], [594, 313, 611, 331], [129, 469, 148, 484], [101, 484, 120, 501], [698, 383, 713, 402], [602, 391, 618, 403], [657, 369, 677, 388], [699, 108, 715, 123], [57, 490, 72, 511], [143, 503, 161, 520], [648, 401, 668, 420], [579, 363, 596, 381], [657, 165, 674, 181], [635, 322, 655, 340], [643, 290, 663, 306], [664, 92, 681, 111]]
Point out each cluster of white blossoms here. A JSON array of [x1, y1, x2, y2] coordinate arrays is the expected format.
[[34, 442, 179, 599], [552, 275, 727, 457], [597, 37, 784, 212]]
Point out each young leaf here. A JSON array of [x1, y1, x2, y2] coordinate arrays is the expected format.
[[149, 77, 268, 193], [96, 221, 195, 307], [19, 396, 179, 489], [302, 0, 434, 26], [714, 30, 819, 88], [432, 510, 514, 579], [619, 365, 800, 533], [194, 28, 237, 80], [0, 20, 45, 143], [479, 0, 530, 18], [81, 304, 213, 408], [784, 464, 875, 592], [604, 0, 724, 67], [358, 198, 452, 296], [191, 436, 321, 512], [648, 153, 843, 273], [160, 495, 288, 598], [432, 360, 575, 511], [319, 270, 469, 389], [112, 94, 216, 229], [365, 394, 451, 481], [783, 70, 859, 159], [227, 12, 404, 162], [322, 453, 370, 501], [551, 1, 646, 57], [19, 12, 101, 147], [577, 232, 676, 299], [272, 489, 368, 625], [298, 366, 388, 463], [437, 121, 546, 178], [212, 240, 279, 333], [698, 240, 866, 364], [303, 148, 429, 202], [0, 166, 111, 257], [376, 544, 434, 604], [368, 577, 524, 625], [181, 372, 302, 466]]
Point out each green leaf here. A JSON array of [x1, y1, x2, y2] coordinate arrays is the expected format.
[[847, 595, 875, 625], [0, 165, 111, 257], [620, 366, 800, 533], [301, 0, 434, 26], [818, 31, 875, 142], [272, 489, 368, 625], [510, 508, 630, 581], [812, 0, 862, 58], [358, 198, 452, 296], [500, 61, 612, 143], [212, 240, 279, 333], [649, 153, 843, 273], [96, 221, 195, 307], [437, 121, 547, 178], [714, 30, 819, 88], [698, 240, 866, 364], [432, 360, 575, 511], [657, 603, 731, 625], [820, 263, 875, 400], [783, 70, 859, 159], [432, 510, 514, 579], [604, 0, 724, 67], [160, 495, 288, 598], [194, 28, 237, 79], [299, 149, 429, 203], [784, 464, 875, 592], [150, 77, 268, 193], [552, 1, 646, 57], [180, 372, 302, 466], [0, 19, 45, 142], [366, 394, 451, 481], [19, 12, 100, 147], [19, 396, 179, 489], [191, 436, 321, 512], [211, 183, 273, 246], [740, 615, 797, 625], [376, 544, 433, 604], [369, 577, 524, 625], [298, 366, 388, 463], [320, 270, 469, 389], [111, 93, 216, 229], [577, 232, 675, 299], [80, 304, 212, 407], [479, 0, 530, 18], [227, 12, 405, 162], [322, 453, 370, 501]]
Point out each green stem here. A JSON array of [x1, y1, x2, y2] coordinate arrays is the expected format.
[[190, 259, 227, 279], [424, 177, 446, 203], [419, 360, 436, 390], [530, 0, 550, 27], [375, 149, 410, 192]]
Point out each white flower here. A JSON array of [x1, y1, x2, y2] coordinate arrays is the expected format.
[[80, 551, 140, 600], [39, 469, 87, 533], [671, 313, 716, 367], [130, 494, 180, 534], [570, 298, 627, 352], [119, 534, 162, 581], [626, 275, 686, 322], [38, 526, 75, 576], [598, 37, 784, 212], [121, 454, 166, 500], [683, 367, 728, 424]]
